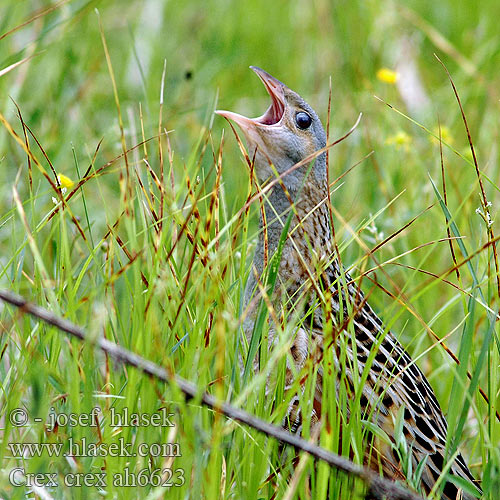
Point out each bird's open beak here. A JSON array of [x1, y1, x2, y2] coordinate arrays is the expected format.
[[215, 66, 286, 133]]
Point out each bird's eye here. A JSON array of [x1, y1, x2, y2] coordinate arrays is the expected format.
[[295, 111, 312, 129]]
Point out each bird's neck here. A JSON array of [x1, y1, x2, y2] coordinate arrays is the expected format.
[[246, 173, 333, 305]]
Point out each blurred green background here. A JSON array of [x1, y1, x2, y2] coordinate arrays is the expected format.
[[2, 0, 500, 249], [1, 1, 499, 498], [2, 0, 500, 345]]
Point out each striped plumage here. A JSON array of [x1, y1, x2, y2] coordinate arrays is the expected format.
[[216, 67, 481, 499]]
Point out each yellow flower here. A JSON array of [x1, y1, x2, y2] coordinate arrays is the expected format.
[[460, 147, 473, 162], [376, 68, 399, 85], [386, 131, 412, 151], [57, 173, 75, 189], [430, 126, 454, 145]]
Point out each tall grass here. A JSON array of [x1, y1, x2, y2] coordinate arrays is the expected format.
[[1, 1, 499, 499]]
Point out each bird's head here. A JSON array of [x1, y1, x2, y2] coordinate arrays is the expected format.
[[216, 67, 327, 193]]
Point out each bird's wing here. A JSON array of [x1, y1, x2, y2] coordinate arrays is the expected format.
[[300, 288, 480, 499]]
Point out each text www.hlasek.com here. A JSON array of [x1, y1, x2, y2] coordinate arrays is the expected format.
[[8, 407, 184, 488], [9, 437, 181, 458]]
